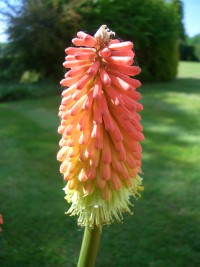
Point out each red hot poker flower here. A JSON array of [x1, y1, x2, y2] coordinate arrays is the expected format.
[[58, 25, 144, 227]]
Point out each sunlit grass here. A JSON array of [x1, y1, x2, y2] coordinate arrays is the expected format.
[[178, 61, 200, 78], [0, 61, 200, 267]]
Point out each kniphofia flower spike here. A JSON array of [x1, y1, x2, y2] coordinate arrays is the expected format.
[[58, 25, 144, 227]]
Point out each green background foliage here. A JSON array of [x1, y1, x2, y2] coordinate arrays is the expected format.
[[186, 33, 200, 61], [2, 0, 183, 83], [6, 0, 80, 80], [180, 34, 200, 61], [78, 0, 181, 82]]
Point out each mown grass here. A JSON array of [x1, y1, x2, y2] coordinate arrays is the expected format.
[[0, 81, 60, 101], [0, 61, 200, 267]]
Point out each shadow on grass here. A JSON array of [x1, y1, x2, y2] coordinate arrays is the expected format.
[[142, 76, 200, 174], [96, 76, 200, 267], [143, 77, 200, 95], [173, 78, 200, 94]]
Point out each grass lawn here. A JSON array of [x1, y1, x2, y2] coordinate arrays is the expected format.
[[0, 61, 200, 267]]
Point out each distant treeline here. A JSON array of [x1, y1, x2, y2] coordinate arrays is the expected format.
[[180, 34, 200, 62], [0, 0, 184, 83]]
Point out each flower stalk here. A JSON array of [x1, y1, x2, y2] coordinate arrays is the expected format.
[[77, 226, 101, 267]]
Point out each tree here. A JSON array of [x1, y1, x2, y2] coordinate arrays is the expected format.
[[4, 0, 182, 82], [77, 0, 182, 81], [183, 34, 200, 61], [171, 0, 185, 41], [5, 0, 81, 80]]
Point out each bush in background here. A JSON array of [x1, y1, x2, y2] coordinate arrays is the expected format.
[[77, 0, 181, 82], [194, 44, 200, 61], [179, 44, 199, 61], [6, 0, 81, 81], [3, 0, 182, 84], [182, 34, 200, 61]]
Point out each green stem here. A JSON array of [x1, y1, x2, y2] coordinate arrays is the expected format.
[[77, 226, 102, 267]]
